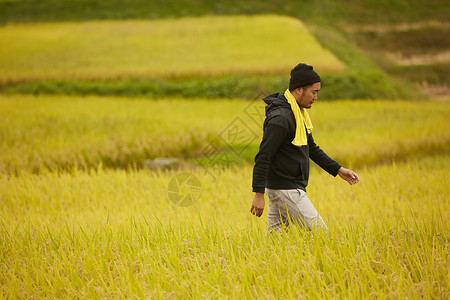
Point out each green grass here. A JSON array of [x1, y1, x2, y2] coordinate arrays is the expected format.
[[1, 155, 448, 298], [2, 72, 410, 100], [2, 71, 413, 100], [1, 0, 449, 25], [1, 76, 291, 100], [0, 15, 344, 85]]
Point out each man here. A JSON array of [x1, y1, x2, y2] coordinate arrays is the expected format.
[[250, 63, 359, 232]]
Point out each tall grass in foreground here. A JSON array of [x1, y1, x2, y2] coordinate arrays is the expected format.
[[1, 218, 447, 298], [1, 155, 448, 298]]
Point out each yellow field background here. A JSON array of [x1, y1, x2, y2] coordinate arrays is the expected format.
[[1, 95, 448, 173], [0, 15, 344, 83]]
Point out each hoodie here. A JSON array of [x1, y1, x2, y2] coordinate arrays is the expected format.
[[252, 92, 341, 193]]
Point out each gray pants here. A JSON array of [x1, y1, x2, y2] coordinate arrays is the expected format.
[[266, 188, 328, 233]]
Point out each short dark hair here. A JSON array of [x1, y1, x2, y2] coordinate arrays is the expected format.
[[289, 83, 313, 92]]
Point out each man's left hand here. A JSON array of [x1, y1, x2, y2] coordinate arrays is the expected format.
[[338, 167, 360, 185]]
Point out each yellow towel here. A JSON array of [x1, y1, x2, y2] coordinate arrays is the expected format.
[[284, 89, 313, 146]]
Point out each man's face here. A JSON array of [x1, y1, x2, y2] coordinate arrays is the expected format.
[[296, 82, 321, 109]]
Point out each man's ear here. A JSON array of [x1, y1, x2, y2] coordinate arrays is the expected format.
[[296, 87, 303, 97]]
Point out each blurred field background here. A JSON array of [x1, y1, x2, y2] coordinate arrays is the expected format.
[[1, 0, 449, 298], [1, 95, 449, 174], [1, 0, 449, 99], [0, 15, 344, 81]]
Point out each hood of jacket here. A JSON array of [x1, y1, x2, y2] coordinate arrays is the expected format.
[[263, 92, 291, 116]]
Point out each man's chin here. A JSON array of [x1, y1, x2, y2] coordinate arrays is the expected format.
[[300, 103, 312, 109]]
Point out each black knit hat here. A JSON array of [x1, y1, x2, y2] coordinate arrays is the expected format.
[[289, 63, 321, 90]]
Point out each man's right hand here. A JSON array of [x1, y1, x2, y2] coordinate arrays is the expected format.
[[250, 192, 265, 217]]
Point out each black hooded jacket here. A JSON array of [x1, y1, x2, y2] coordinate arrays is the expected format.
[[252, 92, 341, 193]]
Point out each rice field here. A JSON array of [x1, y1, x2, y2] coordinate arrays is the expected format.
[[1, 14, 449, 297], [1, 155, 448, 298], [0, 93, 449, 298], [1, 95, 449, 173], [0, 4, 448, 298], [0, 15, 344, 84]]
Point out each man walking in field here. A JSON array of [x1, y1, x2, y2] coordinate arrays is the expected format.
[[250, 63, 359, 232]]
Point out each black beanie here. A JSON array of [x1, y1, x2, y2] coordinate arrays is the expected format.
[[289, 63, 321, 90]]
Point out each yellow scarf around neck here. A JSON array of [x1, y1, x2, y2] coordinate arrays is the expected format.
[[284, 89, 313, 147]]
